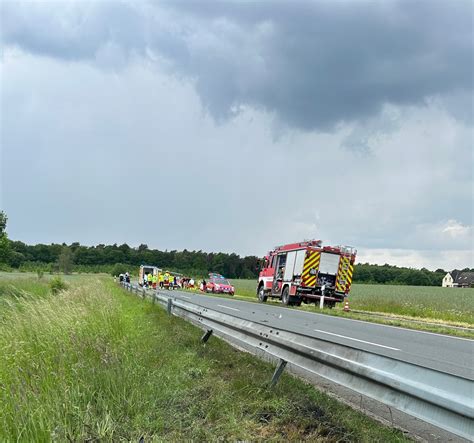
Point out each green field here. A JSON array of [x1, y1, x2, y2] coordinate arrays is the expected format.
[[0, 275, 408, 442], [230, 279, 474, 326]]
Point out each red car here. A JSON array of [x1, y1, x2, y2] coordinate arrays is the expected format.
[[206, 276, 235, 295]]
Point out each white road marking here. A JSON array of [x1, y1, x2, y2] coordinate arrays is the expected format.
[[217, 304, 240, 312], [177, 290, 474, 342], [313, 316, 474, 342], [313, 329, 401, 351], [181, 295, 191, 300]]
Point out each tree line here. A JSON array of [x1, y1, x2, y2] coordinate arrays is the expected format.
[[3, 239, 261, 279], [1, 211, 470, 285], [353, 263, 460, 286]]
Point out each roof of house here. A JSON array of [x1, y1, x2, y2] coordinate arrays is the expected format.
[[450, 269, 462, 281], [454, 272, 474, 286]]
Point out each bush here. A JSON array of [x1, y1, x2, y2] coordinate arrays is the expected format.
[[0, 263, 12, 272], [111, 263, 128, 277], [49, 277, 68, 294]]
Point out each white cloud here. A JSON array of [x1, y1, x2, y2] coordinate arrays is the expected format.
[[358, 248, 473, 271], [441, 220, 472, 239]]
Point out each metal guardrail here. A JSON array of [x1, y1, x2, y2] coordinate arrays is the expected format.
[[119, 282, 474, 440]]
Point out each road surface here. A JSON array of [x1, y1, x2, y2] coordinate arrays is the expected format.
[[166, 289, 474, 380]]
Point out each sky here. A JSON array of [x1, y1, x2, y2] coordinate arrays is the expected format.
[[1, 0, 473, 270]]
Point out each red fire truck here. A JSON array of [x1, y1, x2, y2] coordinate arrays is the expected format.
[[257, 240, 356, 307]]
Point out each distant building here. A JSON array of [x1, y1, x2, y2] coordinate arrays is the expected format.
[[455, 271, 474, 288], [442, 273, 454, 287], [442, 270, 474, 288]]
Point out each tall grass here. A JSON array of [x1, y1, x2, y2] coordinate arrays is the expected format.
[[0, 278, 408, 442], [348, 284, 474, 324]]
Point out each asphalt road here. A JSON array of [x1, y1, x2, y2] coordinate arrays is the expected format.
[[166, 289, 474, 380]]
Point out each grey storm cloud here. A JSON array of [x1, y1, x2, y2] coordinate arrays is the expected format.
[[1, 0, 473, 269], [2, 0, 473, 131]]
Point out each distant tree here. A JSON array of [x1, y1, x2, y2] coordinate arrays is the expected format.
[[57, 247, 74, 274], [111, 263, 128, 277], [69, 242, 81, 252], [9, 251, 25, 268], [0, 211, 10, 264], [0, 211, 6, 235]]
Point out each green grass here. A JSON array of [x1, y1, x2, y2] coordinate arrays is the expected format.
[[348, 284, 474, 324], [231, 278, 259, 297], [0, 277, 409, 442]]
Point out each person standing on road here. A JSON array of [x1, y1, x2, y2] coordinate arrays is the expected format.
[[143, 273, 148, 288], [152, 273, 157, 289], [159, 272, 164, 289]]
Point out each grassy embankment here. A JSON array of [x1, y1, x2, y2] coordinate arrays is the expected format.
[[226, 279, 474, 338], [0, 276, 409, 442]]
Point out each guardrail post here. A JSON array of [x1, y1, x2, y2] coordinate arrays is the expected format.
[[142, 289, 146, 299], [270, 359, 287, 388], [167, 298, 173, 315], [319, 295, 325, 309], [152, 292, 156, 304], [201, 329, 213, 343]]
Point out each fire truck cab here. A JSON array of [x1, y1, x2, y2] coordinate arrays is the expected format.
[[257, 240, 356, 307]]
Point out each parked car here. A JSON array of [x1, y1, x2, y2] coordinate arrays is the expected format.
[[206, 276, 235, 295]]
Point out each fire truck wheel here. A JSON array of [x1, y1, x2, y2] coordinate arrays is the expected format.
[[281, 286, 290, 305], [292, 298, 302, 306], [257, 285, 267, 303]]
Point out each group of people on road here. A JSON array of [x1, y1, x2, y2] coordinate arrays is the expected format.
[[143, 272, 158, 289], [180, 277, 195, 289], [117, 270, 212, 294], [143, 271, 181, 290], [121, 268, 201, 291]]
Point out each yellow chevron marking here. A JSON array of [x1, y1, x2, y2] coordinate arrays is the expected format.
[[335, 258, 355, 292], [346, 264, 354, 284], [303, 253, 319, 270], [336, 256, 352, 292], [302, 253, 320, 278], [302, 251, 321, 287]]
